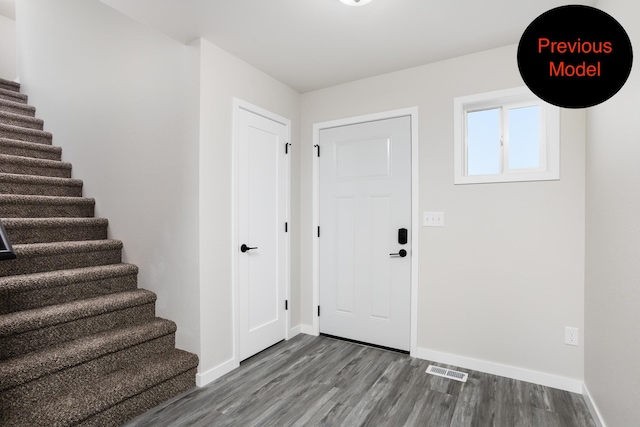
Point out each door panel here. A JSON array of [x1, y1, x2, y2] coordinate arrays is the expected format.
[[319, 116, 411, 351], [369, 195, 392, 321], [238, 108, 287, 361], [336, 197, 355, 315]]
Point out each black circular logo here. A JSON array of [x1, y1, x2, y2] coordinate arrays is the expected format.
[[517, 5, 633, 108]]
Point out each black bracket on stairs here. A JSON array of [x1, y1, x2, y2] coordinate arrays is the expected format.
[[0, 219, 16, 261]]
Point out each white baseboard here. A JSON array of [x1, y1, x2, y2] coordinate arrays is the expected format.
[[289, 324, 302, 338], [413, 347, 583, 394], [583, 383, 606, 427], [300, 324, 317, 335], [196, 358, 237, 387]]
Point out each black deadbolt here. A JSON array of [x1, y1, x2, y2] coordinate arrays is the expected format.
[[398, 228, 408, 245]]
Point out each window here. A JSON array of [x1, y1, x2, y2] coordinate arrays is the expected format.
[[454, 87, 560, 184]]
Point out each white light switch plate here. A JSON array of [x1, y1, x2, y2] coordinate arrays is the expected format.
[[423, 212, 444, 227]]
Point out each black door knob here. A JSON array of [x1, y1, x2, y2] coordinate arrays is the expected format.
[[241, 244, 258, 253]]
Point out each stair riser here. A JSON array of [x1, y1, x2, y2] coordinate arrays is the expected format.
[[0, 92, 27, 104], [0, 247, 120, 277], [5, 223, 106, 245], [0, 128, 51, 145], [0, 201, 94, 218], [0, 104, 36, 118], [1, 303, 156, 359], [0, 82, 20, 93], [0, 142, 61, 161], [0, 116, 43, 131], [0, 271, 137, 315], [0, 181, 82, 197], [81, 369, 196, 427], [0, 161, 71, 178], [0, 334, 177, 422]]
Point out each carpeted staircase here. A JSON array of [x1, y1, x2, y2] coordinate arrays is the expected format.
[[0, 78, 199, 426]]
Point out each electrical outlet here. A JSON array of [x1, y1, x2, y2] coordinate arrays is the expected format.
[[565, 327, 579, 346], [423, 212, 444, 227]]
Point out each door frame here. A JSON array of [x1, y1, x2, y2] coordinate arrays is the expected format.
[[232, 98, 291, 368], [312, 107, 419, 356]]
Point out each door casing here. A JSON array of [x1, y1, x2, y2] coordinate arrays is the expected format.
[[312, 107, 419, 356], [232, 98, 291, 369]]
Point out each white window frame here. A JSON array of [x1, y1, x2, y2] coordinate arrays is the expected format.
[[454, 86, 560, 185]]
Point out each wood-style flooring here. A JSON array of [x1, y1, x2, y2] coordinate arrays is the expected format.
[[123, 334, 596, 427]]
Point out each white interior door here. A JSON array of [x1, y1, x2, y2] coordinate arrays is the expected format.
[[319, 116, 411, 351], [238, 106, 288, 361]]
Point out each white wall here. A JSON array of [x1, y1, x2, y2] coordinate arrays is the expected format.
[[301, 45, 586, 385], [197, 38, 301, 375], [0, 14, 16, 80], [15, 0, 202, 356], [585, 0, 640, 425]]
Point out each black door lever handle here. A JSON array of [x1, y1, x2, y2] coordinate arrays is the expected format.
[[241, 244, 258, 253], [390, 249, 407, 257]]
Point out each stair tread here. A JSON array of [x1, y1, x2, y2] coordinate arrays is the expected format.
[[26, 349, 198, 426], [0, 111, 43, 126], [0, 87, 27, 102], [0, 317, 177, 391], [0, 123, 51, 138], [0, 137, 60, 154], [0, 153, 71, 169], [0, 78, 20, 91], [0, 172, 81, 186], [2, 217, 106, 229], [0, 263, 137, 292], [11, 239, 122, 256], [0, 289, 156, 336], [0, 193, 94, 205], [0, 98, 35, 113]]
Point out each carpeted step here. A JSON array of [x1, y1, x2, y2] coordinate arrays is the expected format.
[[5, 348, 197, 427], [0, 88, 27, 104], [0, 138, 61, 161], [0, 111, 43, 131], [0, 194, 94, 218], [0, 263, 138, 315], [80, 362, 197, 427], [0, 239, 122, 277], [0, 173, 82, 196], [0, 153, 71, 178], [0, 318, 180, 423], [0, 78, 20, 93], [0, 99, 36, 118], [0, 289, 157, 359], [0, 123, 52, 144], [3, 218, 106, 244]]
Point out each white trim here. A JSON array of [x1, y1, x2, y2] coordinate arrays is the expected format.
[[311, 107, 419, 354], [196, 358, 236, 387], [453, 86, 560, 185], [413, 347, 583, 394], [289, 324, 302, 338], [583, 383, 606, 427], [409, 109, 419, 356], [300, 324, 317, 335], [232, 98, 291, 368]]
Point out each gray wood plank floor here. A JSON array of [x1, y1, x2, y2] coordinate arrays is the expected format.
[[123, 335, 596, 427]]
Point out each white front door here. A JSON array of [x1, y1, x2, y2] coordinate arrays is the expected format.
[[237, 106, 288, 361], [319, 116, 412, 351]]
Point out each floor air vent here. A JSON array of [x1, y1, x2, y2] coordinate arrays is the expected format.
[[426, 365, 468, 383]]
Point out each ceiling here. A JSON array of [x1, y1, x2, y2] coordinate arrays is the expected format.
[[41, 1, 603, 92]]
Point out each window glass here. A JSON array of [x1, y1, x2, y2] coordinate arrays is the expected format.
[[467, 108, 500, 175], [508, 106, 540, 170]]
